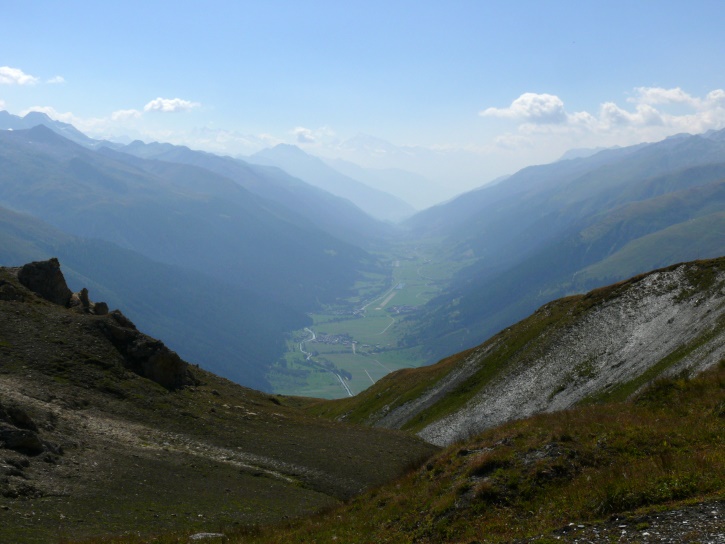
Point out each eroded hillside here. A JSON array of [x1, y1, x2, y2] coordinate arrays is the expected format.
[[311, 257, 725, 446]]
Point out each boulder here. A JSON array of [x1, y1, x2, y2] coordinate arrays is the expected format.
[[70, 287, 110, 315], [93, 301, 109, 316], [16, 258, 72, 306], [0, 425, 44, 455]]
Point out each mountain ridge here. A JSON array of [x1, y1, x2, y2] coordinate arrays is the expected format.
[[119, 138, 393, 246], [0, 126, 383, 389], [249, 143, 416, 222], [401, 128, 725, 363]]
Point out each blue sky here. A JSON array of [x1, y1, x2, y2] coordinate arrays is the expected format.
[[3, 1, 725, 198]]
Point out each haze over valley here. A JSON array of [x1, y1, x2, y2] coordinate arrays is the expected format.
[[2, 110, 725, 402]]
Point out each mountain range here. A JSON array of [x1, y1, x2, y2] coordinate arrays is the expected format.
[[402, 129, 725, 361], [248, 143, 416, 222], [3, 111, 725, 386], [0, 118, 392, 389], [3, 111, 725, 392], [118, 139, 394, 247]]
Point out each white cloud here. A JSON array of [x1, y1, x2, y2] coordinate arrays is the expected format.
[[481, 87, 725, 152], [480, 93, 568, 124], [599, 102, 664, 128], [0, 66, 39, 85], [630, 86, 699, 106], [111, 109, 142, 121], [289, 125, 337, 147], [705, 89, 725, 105], [143, 97, 200, 113], [292, 126, 316, 143], [46, 75, 65, 84]]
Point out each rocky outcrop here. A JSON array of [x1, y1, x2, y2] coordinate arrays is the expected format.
[[15, 258, 109, 315], [0, 400, 58, 456], [16, 258, 72, 306], [69, 287, 109, 315], [96, 310, 196, 390], [7, 258, 194, 391]]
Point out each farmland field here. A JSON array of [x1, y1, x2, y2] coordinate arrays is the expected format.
[[268, 242, 473, 399]]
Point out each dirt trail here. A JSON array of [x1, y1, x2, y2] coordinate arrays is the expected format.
[[0, 376, 343, 488]]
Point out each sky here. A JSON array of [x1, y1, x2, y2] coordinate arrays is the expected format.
[[3, 0, 725, 200]]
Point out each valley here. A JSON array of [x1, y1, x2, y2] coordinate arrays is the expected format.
[[269, 241, 474, 398]]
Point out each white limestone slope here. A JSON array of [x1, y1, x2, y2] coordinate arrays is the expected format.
[[379, 261, 725, 446]]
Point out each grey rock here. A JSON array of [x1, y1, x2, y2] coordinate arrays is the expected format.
[[0, 425, 45, 455], [97, 311, 196, 390], [70, 287, 110, 315], [16, 258, 72, 306]]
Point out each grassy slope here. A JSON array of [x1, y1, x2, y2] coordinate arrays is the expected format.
[[92, 360, 725, 543], [305, 347, 475, 424], [228, 361, 725, 543], [0, 268, 436, 543], [577, 211, 725, 287]]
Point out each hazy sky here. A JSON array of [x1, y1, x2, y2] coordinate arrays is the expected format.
[[3, 0, 725, 197]]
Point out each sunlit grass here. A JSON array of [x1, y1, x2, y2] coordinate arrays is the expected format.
[[77, 361, 725, 544], [239, 361, 725, 543]]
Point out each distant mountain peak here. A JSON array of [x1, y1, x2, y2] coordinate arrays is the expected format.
[[250, 142, 415, 222], [259, 143, 309, 159], [0, 109, 108, 150], [23, 111, 54, 123]]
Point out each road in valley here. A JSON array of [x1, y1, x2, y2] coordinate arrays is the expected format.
[[299, 327, 353, 397]]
